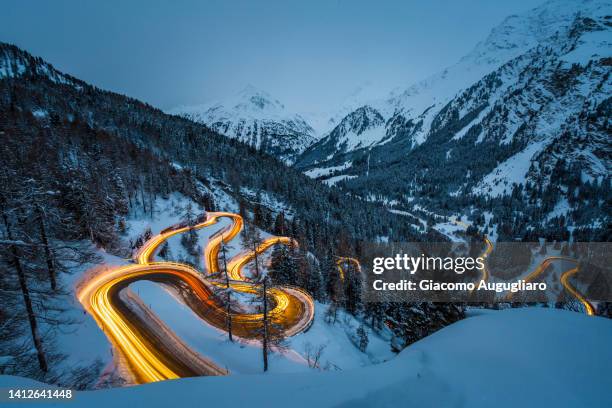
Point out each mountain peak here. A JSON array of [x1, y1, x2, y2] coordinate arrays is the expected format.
[[374, 0, 611, 135], [233, 84, 285, 113], [462, 0, 608, 68], [169, 84, 288, 121], [168, 84, 316, 163], [298, 0, 611, 189]]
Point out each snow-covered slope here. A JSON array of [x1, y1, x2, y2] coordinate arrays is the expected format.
[[295, 0, 611, 230], [3, 308, 610, 407], [297, 0, 611, 170], [299, 106, 387, 164], [169, 85, 317, 164]]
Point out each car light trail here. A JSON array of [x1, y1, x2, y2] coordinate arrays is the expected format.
[[77, 212, 314, 384], [336, 257, 361, 281], [450, 220, 592, 314], [503, 256, 594, 315], [560, 267, 595, 316], [78, 211, 595, 384]]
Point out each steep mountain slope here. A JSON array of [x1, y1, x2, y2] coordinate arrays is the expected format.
[[299, 106, 387, 164], [296, 0, 611, 236], [0, 44, 78, 85], [298, 0, 609, 169], [169, 85, 317, 164]]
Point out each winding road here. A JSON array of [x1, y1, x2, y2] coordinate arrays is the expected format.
[[451, 219, 493, 285], [504, 256, 595, 315], [78, 212, 314, 383], [442, 219, 592, 313], [336, 257, 361, 281]]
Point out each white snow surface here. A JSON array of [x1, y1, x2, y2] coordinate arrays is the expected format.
[[472, 140, 549, 197], [322, 174, 357, 186], [561, 27, 611, 64], [304, 162, 352, 179], [3, 308, 610, 407]]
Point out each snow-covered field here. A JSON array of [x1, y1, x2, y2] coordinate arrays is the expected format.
[[304, 162, 352, 179], [3, 308, 610, 407], [322, 174, 357, 187]]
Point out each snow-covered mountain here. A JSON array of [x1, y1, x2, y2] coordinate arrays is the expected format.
[[297, 0, 611, 170], [169, 85, 317, 164], [295, 0, 611, 232], [298, 106, 387, 164]]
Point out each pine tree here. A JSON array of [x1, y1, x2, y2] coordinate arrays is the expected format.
[[344, 261, 363, 315], [273, 212, 286, 235], [356, 324, 369, 352], [240, 222, 272, 371], [269, 244, 288, 285]]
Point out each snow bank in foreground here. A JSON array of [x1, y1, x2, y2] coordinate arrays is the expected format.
[[3, 308, 610, 407]]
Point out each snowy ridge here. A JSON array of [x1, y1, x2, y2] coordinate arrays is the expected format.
[[467, 7, 611, 196], [302, 81, 393, 136], [0, 42, 77, 86], [298, 0, 611, 167], [386, 0, 610, 142]]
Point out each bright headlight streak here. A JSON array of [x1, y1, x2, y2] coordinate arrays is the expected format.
[[77, 212, 316, 384], [336, 257, 361, 281], [504, 256, 595, 315], [560, 266, 595, 316]]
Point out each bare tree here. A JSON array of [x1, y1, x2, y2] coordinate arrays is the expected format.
[[1, 212, 47, 372], [304, 342, 326, 369], [0, 175, 98, 378]]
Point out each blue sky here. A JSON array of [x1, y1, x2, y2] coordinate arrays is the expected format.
[[1, 0, 544, 112]]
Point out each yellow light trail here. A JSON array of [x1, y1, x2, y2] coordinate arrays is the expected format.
[[480, 237, 493, 283], [560, 267, 595, 316], [450, 219, 492, 286], [78, 209, 596, 385], [450, 219, 592, 314], [77, 212, 315, 384], [504, 256, 595, 315], [336, 257, 361, 281]]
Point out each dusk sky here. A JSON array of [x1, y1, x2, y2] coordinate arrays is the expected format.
[[1, 0, 545, 113]]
